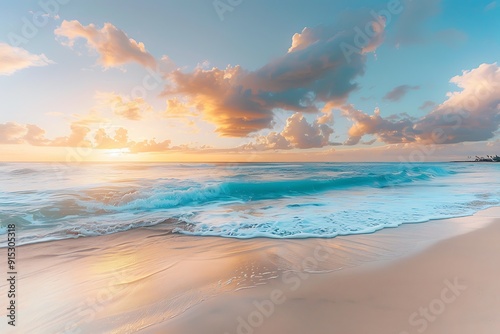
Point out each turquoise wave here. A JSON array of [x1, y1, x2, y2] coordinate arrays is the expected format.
[[1, 162, 497, 244]]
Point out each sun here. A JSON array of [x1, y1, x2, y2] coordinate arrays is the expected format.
[[105, 148, 130, 157]]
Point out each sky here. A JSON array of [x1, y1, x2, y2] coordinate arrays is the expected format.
[[0, 0, 499, 162]]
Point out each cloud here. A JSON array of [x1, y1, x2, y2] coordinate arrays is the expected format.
[[96, 92, 152, 120], [94, 127, 171, 152], [361, 138, 377, 145], [383, 84, 420, 101], [49, 124, 93, 147], [163, 98, 198, 118], [413, 63, 500, 144], [419, 100, 436, 110], [0, 122, 92, 147], [0, 43, 53, 75], [343, 63, 500, 145], [342, 105, 416, 145], [0, 121, 173, 153], [94, 127, 129, 149], [54, 20, 156, 69], [71, 109, 109, 126], [244, 112, 334, 150], [0, 121, 91, 148], [280, 112, 334, 149], [288, 27, 319, 53], [24, 124, 50, 146], [165, 10, 386, 137], [0, 122, 26, 144], [129, 139, 171, 153]]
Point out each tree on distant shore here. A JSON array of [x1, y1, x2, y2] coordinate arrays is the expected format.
[[474, 155, 500, 162]]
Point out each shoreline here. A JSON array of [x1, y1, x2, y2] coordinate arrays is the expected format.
[[1, 207, 499, 333], [5, 203, 500, 249]]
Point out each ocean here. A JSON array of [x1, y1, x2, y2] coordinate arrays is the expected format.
[[0, 162, 499, 246]]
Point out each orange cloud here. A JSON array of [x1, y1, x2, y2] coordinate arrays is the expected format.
[[55, 20, 156, 69], [24, 124, 50, 146], [129, 139, 171, 153], [0, 43, 53, 75], [166, 10, 386, 137], [94, 127, 171, 152], [0, 122, 170, 152], [94, 127, 129, 149], [96, 92, 152, 121], [0, 122, 26, 143], [47, 124, 93, 147], [163, 98, 198, 118], [71, 109, 109, 126], [0, 122, 92, 147]]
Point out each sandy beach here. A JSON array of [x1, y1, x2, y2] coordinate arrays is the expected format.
[[0, 207, 499, 333]]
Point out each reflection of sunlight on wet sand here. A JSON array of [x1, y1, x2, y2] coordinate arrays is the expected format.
[[91, 247, 138, 277]]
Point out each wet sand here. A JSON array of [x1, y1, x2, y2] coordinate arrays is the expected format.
[[1, 207, 499, 333]]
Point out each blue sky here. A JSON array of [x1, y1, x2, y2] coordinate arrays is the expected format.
[[0, 0, 499, 161]]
